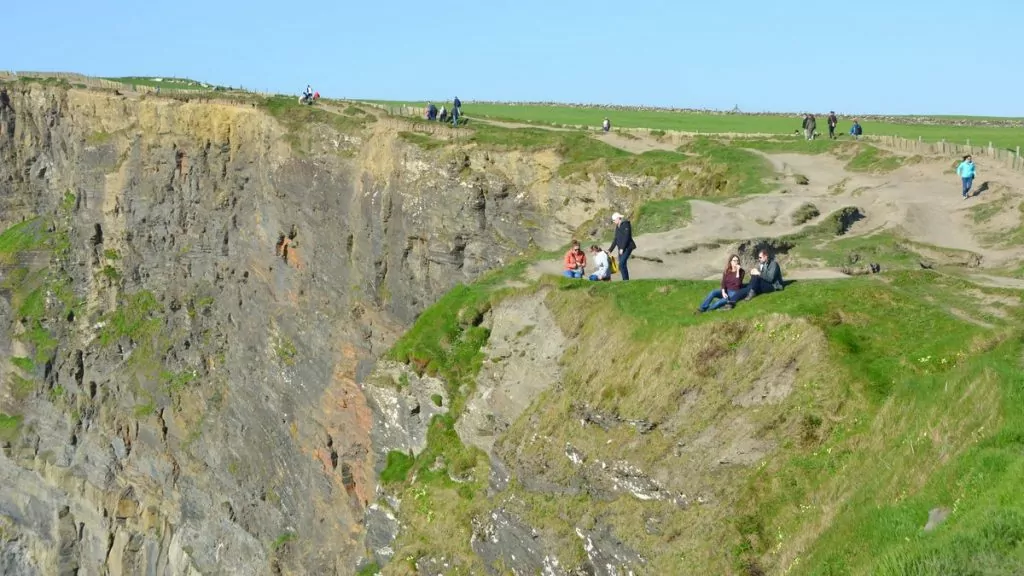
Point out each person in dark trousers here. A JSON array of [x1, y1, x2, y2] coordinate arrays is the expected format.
[[827, 111, 838, 139], [452, 96, 462, 126], [957, 154, 976, 199], [735, 248, 784, 300], [608, 212, 637, 281]]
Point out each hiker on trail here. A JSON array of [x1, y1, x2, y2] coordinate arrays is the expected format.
[[439, 105, 447, 122], [803, 114, 817, 140], [301, 84, 314, 104], [426, 103, 438, 121], [0, 88, 11, 113], [697, 255, 745, 313], [452, 96, 462, 126], [850, 119, 863, 140], [588, 245, 611, 281], [827, 111, 838, 139], [957, 154, 976, 199], [602, 117, 611, 133], [736, 248, 785, 300], [608, 212, 637, 281], [563, 240, 587, 278]]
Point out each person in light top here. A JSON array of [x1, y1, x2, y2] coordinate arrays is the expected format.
[[588, 245, 611, 281]]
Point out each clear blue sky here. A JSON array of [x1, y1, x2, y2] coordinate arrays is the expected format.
[[3, 0, 1019, 116]]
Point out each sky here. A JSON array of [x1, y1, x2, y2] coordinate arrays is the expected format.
[[2, 0, 1020, 116]]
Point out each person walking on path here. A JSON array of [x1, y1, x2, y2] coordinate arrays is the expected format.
[[827, 111, 838, 139], [608, 212, 637, 281], [602, 117, 611, 133], [957, 155, 976, 199]]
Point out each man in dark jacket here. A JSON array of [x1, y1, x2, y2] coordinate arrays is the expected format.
[[827, 111, 838, 139], [742, 248, 784, 299], [608, 212, 637, 281]]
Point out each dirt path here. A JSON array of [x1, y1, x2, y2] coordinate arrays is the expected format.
[[528, 147, 1024, 286]]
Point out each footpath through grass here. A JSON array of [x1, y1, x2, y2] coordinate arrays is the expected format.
[[372, 100, 1024, 150]]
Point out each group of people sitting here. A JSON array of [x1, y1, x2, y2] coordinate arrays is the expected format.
[[563, 240, 614, 281], [697, 249, 784, 313]]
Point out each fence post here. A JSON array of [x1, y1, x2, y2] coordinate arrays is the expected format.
[[1017, 146, 1020, 159]]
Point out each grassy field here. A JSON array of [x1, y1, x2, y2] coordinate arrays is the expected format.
[[370, 100, 1024, 150], [371, 256, 1024, 574], [105, 76, 220, 91]]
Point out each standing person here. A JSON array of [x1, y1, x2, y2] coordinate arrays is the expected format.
[[697, 255, 745, 313], [602, 117, 611, 133], [806, 114, 817, 140], [738, 248, 785, 300], [588, 245, 611, 281], [439, 105, 447, 122], [850, 119, 863, 140], [827, 111, 838, 139], [957, 154, 976, 199], [608, 212, 637, 281], [452, 96, 462, 126], [563, 240, 587, 279]]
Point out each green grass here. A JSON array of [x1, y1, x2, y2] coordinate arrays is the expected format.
[[271, 532, 296, 552], [260, 96, 371, 151], [355, 562, 380, 576], [105, 76, 218, 91], [99, 291, 162, 346], [845, 145, 906, 173], [634, 198, 693, 233], [792, 202, 821, 225], [381, 450, 416, 484], [370, 101, 1024, 149], [10, 357, 34, 373], [683, 138, 777, 196], [397, 131, 448, 151], [0, 413, 22, 443], [376, 259, 1024, 574], [0, 218, 48, 264], [739, 137, 844, 155]]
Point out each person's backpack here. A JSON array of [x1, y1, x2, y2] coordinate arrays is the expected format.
[[609, 251, 619, 275]]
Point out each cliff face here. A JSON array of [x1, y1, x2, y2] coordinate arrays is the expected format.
[[0, 84, 619, 575]]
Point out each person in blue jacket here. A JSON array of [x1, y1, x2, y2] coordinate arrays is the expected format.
[[850, 119, 863, 139], [452, 97, 462, 126], [956, 154, 976, 199]]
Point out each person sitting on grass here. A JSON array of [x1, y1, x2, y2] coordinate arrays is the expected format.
[[736, 248, 784, 301], [697, 254, 745, 313], [563, 240, 587, 279], [588, 245, 611, 281]]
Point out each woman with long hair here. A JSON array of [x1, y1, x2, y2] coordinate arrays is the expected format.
[[697, 254, 745, 313]]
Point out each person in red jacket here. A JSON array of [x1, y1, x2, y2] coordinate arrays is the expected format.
[[563, 240, 587, 279], [697, 254, 745, 312]]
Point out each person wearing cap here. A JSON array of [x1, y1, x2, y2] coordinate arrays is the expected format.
[[607, 212, 637, 280]]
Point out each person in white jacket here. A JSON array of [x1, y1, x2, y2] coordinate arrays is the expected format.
[[588, 245, 611, 281]]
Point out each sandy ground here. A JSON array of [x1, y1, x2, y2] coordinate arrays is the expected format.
[[525, 133, 1024, 285]]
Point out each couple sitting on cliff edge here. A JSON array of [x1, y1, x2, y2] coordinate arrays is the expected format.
[[696, 248, 785, 313], [563, 212, 636, 281]]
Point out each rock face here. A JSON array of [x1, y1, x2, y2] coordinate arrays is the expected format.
[[0, 84, 620, 574]]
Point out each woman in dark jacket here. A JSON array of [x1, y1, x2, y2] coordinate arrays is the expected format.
[[697, 255, 745, 312]]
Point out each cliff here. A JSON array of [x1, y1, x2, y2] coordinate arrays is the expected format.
[[0, 83, 627, 575]]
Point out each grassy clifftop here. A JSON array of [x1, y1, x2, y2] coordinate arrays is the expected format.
[[371, 262, 1024, 574]]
